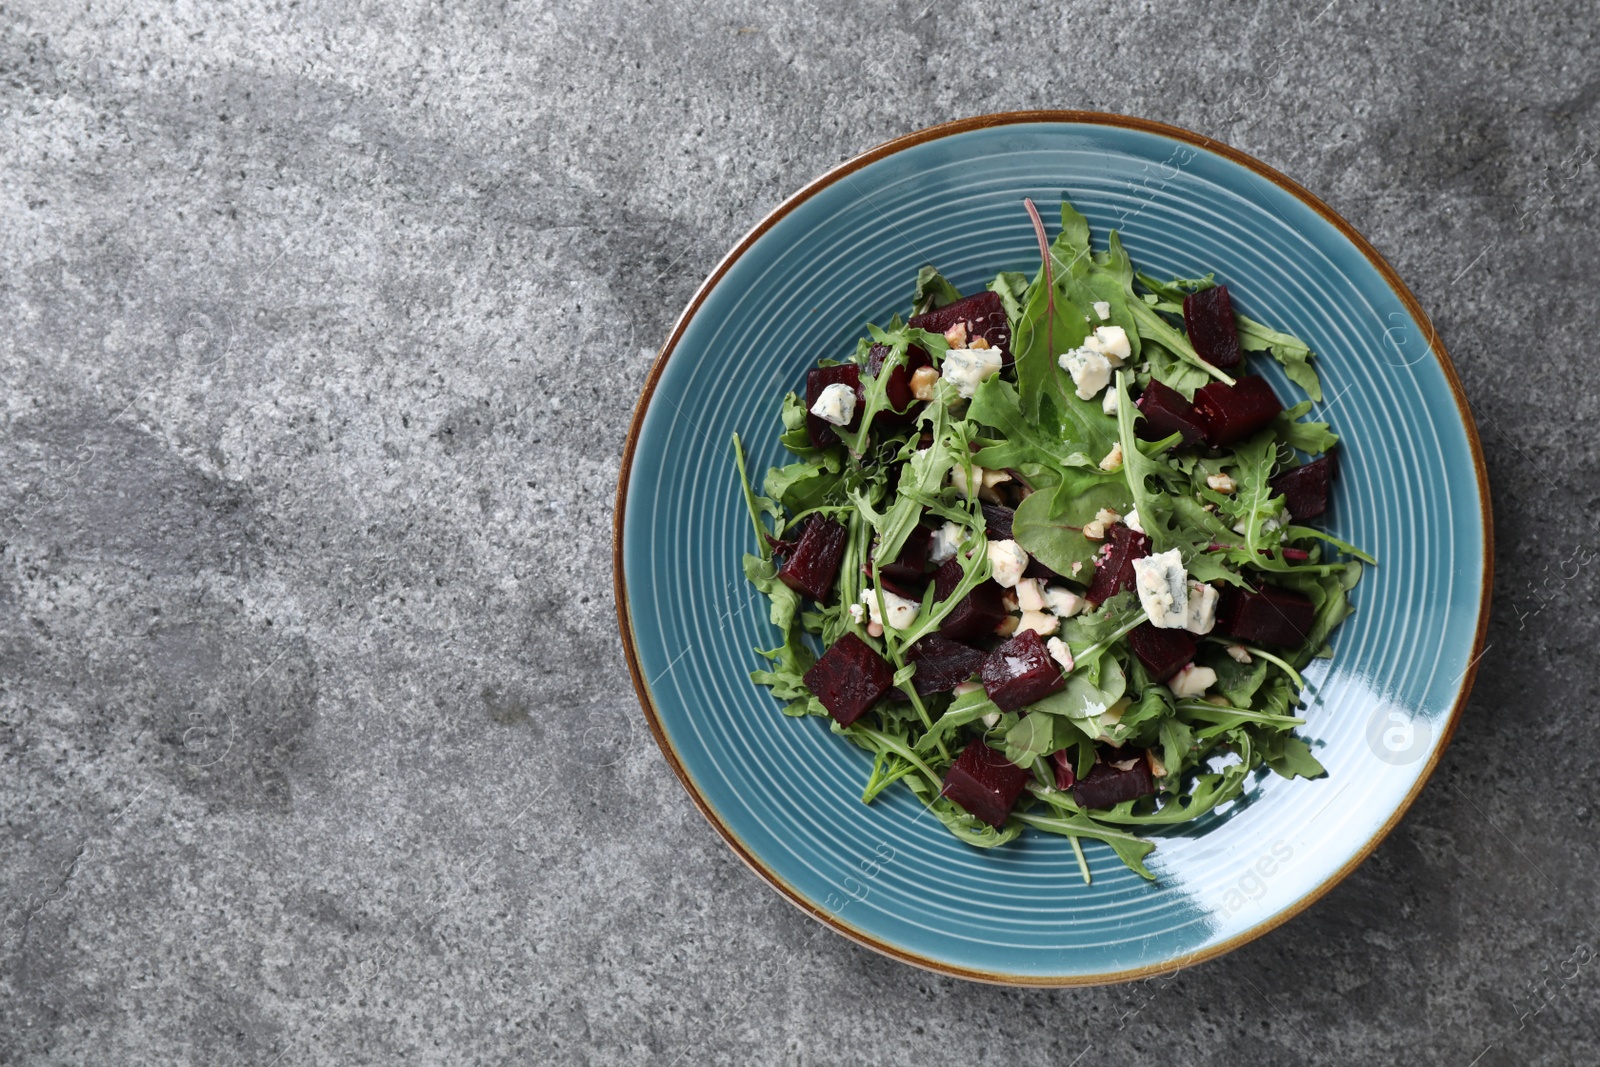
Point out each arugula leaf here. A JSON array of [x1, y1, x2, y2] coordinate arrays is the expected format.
[[966, 376, 1109, 476], [1014, 809, 1157, 879], [1274, 562, 1363, 662], [1113, 369, 1181, 552], [911, 266, 963, 316], [1142, 337, 1214, 399], [1134, 270, 1215, 303], [863, 398, 963, 565], [763, 452, 843, 516], [1238, 314, 1322, 401], [1001, 712, 1074, 768], [1273, 401, 1339, 454], [1260, 733, 1326, 780], [778, 392, 819, 456], [1212, 651, 1270, 708], [1158, 716, 1196, 780], [917, 686, 1000, 754]]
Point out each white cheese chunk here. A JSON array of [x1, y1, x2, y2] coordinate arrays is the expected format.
[[1167, 663, 1218, 699], [861, 587, 920, 631], [929, 520, 965, 563], [986, 538, 1029, 588], [1124, 508, 1144, 534], [1102, 388, 1119, 416], [1131, 548, 1189, 629], [1092, 301, 1112, 321], [848, 602, 866, 625], [1058, 348, 1112, 400], [809, 382, 856, 426], [1083, 325, 1132, 366], [1043, 586, 1086, 618], [1206, 472, 1236, 494], [1184, 579, 1218, 635], [980, 710, 1001, 728], [941, 346, 1002, 398], [1015, 578, 1047, 612], [1018, 609, 1059, 637], [1046, 636, 1075, 671]]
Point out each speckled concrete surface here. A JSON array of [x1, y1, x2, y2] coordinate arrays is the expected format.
[[1, 1, 1595, 1063]]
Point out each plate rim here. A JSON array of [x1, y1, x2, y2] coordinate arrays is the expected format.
[[610, 110, 1494, 986]]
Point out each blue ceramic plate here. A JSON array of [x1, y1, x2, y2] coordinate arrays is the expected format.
[[614, 113, 1491, 984]]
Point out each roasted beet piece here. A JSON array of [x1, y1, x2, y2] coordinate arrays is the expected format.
[[804, 363, 863, 450], [1269, 454, 1336, 521], [1136, 380, 1210, 445], [1182, 285, 1242, 370], [802, 633, 895, 727], [932, 558, 1009, 641], [1217, 585, 1315, 647], [865, 343, 930, 424], [1127, 623, 1197, 681], [1192, 376, 1283, 447], [1072, 751, 1156, 809], [876, 524, 932, 592], [907, 291, 1013, 366], [907, 635, 987, 696], [941, 739, 1032, 827], [1085, 524, 1150, 605], [982, 629, 1067, 711], [1051, 748, 1077, 790], [777, 515, 849, 601], [982, 503, 1014, 541]]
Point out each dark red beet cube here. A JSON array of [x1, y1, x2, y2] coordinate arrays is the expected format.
[[1217, 585, 1315, 647], [1051, 748, 1077, 790], [777, 515, 848, 601], [1127, 623, 1196, 681], [982, 503, 1014, 541], [907, 635, 987, 696], [865, 343, 930, 424], [1192, 376, 1283, 447], [875, 524, 932, 593], [932, 558, 1008, 641], [1136, 380, 1210, 445], [981, 629, 1067, 711], [1072, 751, 1156, 810], [942, 739, 1032, 827], [1085, 524, 1150, 605], [804, 363, 863, 450], [802, 633, 895, 727], [1269, 454, 1336, 521], [1182, 285, 1242, 370], [908, 290, 1012, 366]]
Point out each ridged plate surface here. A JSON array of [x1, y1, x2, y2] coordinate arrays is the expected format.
[[614, 113, 1490, 984]]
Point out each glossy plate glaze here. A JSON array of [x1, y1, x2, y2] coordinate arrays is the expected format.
[[614, 113, 1490, 984]]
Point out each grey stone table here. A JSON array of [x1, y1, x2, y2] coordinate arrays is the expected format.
[[1, 1, 1594, 1063]]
